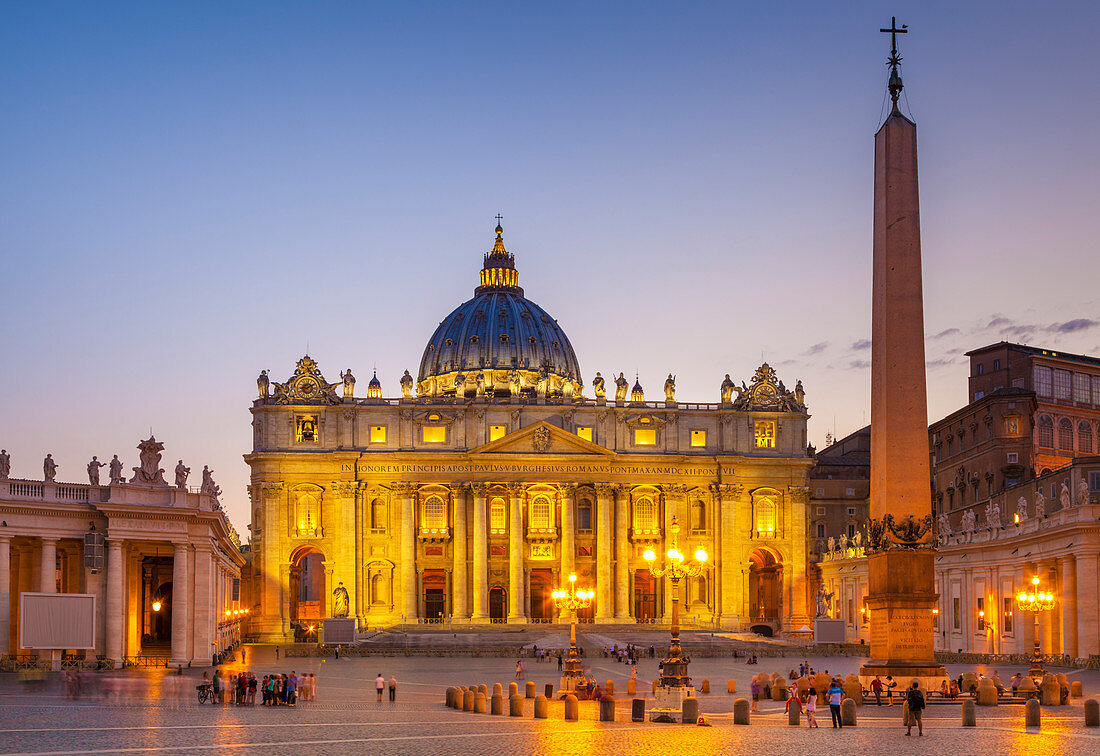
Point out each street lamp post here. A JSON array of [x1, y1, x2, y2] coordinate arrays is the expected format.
[[1016, 575, 1055, 681], [643, 516, 707, 718], [552, 573, 594, 692]]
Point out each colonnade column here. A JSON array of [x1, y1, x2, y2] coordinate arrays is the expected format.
[[1060, 555, 1078, 658], [39, 538, 56, 593], [715, 484, 741, 629], [614, 485, 631, 620], [559, 483, 576, 580], [258, 482, 284, 640], [662, 485, 686, 620], [788, 487, 811, 627], [452, 483, 469, 620], [106, 541, 125, 665], [1077, 553, 1099, 656], [470, 484, 489, 621], [193, 546, 213, 664], [332, 482, 358, 620], [395, 483, 418, 622], [0, 537, 10, 656], [507, 484, 527, 623], [170, 542, 189, 664], [594, 484, 613, 622]]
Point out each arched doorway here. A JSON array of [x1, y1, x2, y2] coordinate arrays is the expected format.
[[634, 570, 657, 620], [748, 548, 781, 623], [489, 587, 506, 623], [289, 547, 326, 627], [422, 570, 446, 621]]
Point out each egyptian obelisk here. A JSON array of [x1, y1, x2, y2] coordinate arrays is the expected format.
[[860, 19, 947, 687]]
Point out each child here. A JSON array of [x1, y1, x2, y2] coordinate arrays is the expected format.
[[805, 691, 819, 728]]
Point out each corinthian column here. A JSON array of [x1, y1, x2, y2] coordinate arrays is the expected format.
[[395, 482, 419, 622], [614, 485, 631, 620], [787, 486, 811, 628], [451, 483, 469, 620], [106, 541, 125, 665], [595, 484, 614, 622], [560, 484, 576, 578], [39, 538, 57, 593], [470, 484, 489, 621], [507, 484, 527, 623], [0, 537, 10, 657], [715, 483, 742, 630]]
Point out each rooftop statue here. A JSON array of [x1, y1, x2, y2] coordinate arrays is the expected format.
[[130, 437, 168, 486], [201, 465, 222, 503], [175, 460, 191, 488], [664, 374, 676, 402], [0, 449, 10, 479], [614, 373, 628, 403], [1060, 480, 1072, 509], [340, 368, 355, 399], [108, 455, 124, 485], [592, 372, 605, 399], [43, 453, 57, 482], [720, 374, 734, 404], [87, 456, 106, 485], [1080, 478, 1091, 506], [257, 369, 270, 399], [400, 369, 414, 399], [1035, 490, 1046, 518], [1016, 496, 1028, 522]]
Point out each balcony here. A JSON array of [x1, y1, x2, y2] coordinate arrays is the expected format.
[[525, 526, 558, 543], [417, 526, 451, 544], [629, 527, 662, 545]]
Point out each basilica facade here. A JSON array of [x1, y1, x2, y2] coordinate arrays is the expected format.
[[245, 224, 813, 641]]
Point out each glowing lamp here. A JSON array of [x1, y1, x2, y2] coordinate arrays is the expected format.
[[569, 573, 576, 582], [1032, 576, 1040, 586], [643, 549, 656, 562], [695, 549, 708, 563], [151, 601, 162, 612], [1018, 593, 1027, 602]]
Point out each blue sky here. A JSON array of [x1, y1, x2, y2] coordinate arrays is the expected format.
[[2, 1, 1098, 531]]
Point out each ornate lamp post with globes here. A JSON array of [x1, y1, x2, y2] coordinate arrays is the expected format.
[[1016, 575, 1055, 681], [643, 515, 707, 720], [552, 573, 594, 691]]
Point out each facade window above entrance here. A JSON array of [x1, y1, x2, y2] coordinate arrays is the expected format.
[[370, 425, 387, 443], [296, 415, 318, 443], [754, 420, 775, 448], [489, 424, 506, 442], [489, 498, 507, 534], [576, 426, 593, 442]]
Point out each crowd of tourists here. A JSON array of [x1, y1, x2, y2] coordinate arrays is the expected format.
[[200, 669, 318, 706]]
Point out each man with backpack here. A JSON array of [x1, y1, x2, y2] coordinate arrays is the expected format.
[[905, 681, 926, 736]]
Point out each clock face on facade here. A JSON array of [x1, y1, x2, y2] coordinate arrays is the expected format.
[[755, 383, 777, 406], [299, 379, 316, 396]]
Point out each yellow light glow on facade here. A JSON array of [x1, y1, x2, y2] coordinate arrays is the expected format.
[[152, 601, 162, 612], [576, 426, 593, 442], [490, 425, 506, 441], [422, 425, 446, 443], [370, 425, 387, 443], [694, 549, 708, 562], [634, 429, 656, 446], [296, 415, 318, 443], [643, 549, 656, 561], [690, 430, 706, 447], [754, 420, 776, 448]]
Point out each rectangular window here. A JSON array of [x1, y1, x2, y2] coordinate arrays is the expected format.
[[847, 506, 856, 516], [847, 523, 856, 538], [1007, 452, 1018, 464], [1075, 373, 1091, 403], [1089, 472, 1100, 491], [295, 415, 318, 443], [1003, 597, 1013, 633], [816, 523, 825, 538], [370, 425, 387, 444], [845, 488, 855, 496], [976, 363, 984, 375], [953, 597, 961, 630], [690, 429, 707, 447], [816, 489, 825, 496], [633, 429, 657, 446], [577, 504, 592, 531], [422, 425, 446, 443], [576, 426, 593, 442], [754, 420, 776, 448], [993, 359, 1001, 371], [1034, 365, 1052, 397], [974, 391, 985, 401], [816, 505, 826, 515], [1054, 369, 1072, 400], [1094, 376, 1100, 406], [489, 424, 506, 442]]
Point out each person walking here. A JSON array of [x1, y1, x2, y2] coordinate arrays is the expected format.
[[805, 689, 819, 728], [388, 675, 397, 701], [885, 675, 897, 705], [274, 646, 279, 661], [557, 654, 563, 672], [750, 677, 761, 713], [826, 680, 844, 728], [515, 660, 523, 680], [870, 675, 884, 706], [375, 673, 385, 702], [905, 681, 926, 736], [335, 645, 340, 660]]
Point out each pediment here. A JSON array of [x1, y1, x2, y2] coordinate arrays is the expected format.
[[471, 421, 614, 456]]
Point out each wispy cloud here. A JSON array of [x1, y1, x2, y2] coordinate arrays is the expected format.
[[851, 339, 872, 351], [926, 358, 957, 369], [803, 342, 829, 356], [849, 359, 870, 370], [931, 328, 959, 340], [1051, 318, 1098, 333]]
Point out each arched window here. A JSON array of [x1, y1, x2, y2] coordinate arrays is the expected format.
[[1058, 418, 1074, 450], [1037, 415, 1054, 448], [490, 498, 507, 532], [633, 497, 657, 532], [371, 574, 386, 605], [531, 496, 551, 529], [691, 501, 706, 532], [754, 497, 776, 534], [370, 499, 386, 530], [295, 492, 320, 537], [1079, 422, 1093, 454], [422, 496, 446, 530]]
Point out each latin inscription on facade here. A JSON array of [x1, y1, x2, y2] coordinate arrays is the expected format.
[[342, 462, 716, 477]]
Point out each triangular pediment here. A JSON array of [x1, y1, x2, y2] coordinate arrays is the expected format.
[[471, 420, 614, 456]]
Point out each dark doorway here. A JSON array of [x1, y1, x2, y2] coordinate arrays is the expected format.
[[529, 569, 553, 621], [634, 570, 657, 620], [489, 587, 506, 622]]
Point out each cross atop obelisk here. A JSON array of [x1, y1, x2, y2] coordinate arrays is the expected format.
[[879, 17, 908, 109]]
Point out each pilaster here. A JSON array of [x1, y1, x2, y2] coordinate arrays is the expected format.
[[507, 483, 527, 622], [452, 483, 469, 620], [594, 483, 614, 621], [470, 483, 489, 621]]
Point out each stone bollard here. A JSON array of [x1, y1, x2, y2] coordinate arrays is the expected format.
[[627, 680, 636, 696], [1071, 681, 1084, 698], [1025, 698, 1041, 728], [565, 693, 579, 721], [788, 702, 800, 726], [961, 672, 978, 696], [445, 687, 456, 708], [1040, 676, 1060, 706], [491, 692, 504, 715], [976, 678, 998, 706], [493, 682, 503, 697], [771, 682, 786, 701], [604, 680, 613, 695], [534, 694, 548, 719], [1084, 698, 1100, 727], [842, 680, 862, 706], [652, 679, 659, 693], [962, 699, 976, 726], [600, 694, 617, 722], [509, 693, 524, 717], [478, 684, 488, 698], [475, 693, 487, 714], [733, 697, 750, 725], [509, 682, 519, 698], [681, 696, 698, 724], [525, 681, 536, 699], [727, 680, 736, 694], [841, 698, 857, 726], [632, 698, 646, 722], [1018, 676, 1038, 699], [545, 683, 554, 699], [700, 679, 710, 694], [463, 689, 475, 712]]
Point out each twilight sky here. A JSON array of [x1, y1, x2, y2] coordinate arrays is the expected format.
[[2, 1, 1098, 533]]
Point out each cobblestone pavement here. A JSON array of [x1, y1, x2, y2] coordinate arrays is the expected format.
[[1, 650, 1097, 755]]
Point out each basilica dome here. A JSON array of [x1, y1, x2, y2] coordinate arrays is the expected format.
[[417, 223, 582, 399]]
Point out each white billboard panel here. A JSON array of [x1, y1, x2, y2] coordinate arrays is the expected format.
[[322, 618, 356, 645], [814, 618, 847, 644], [19, 593, 96, 649]]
